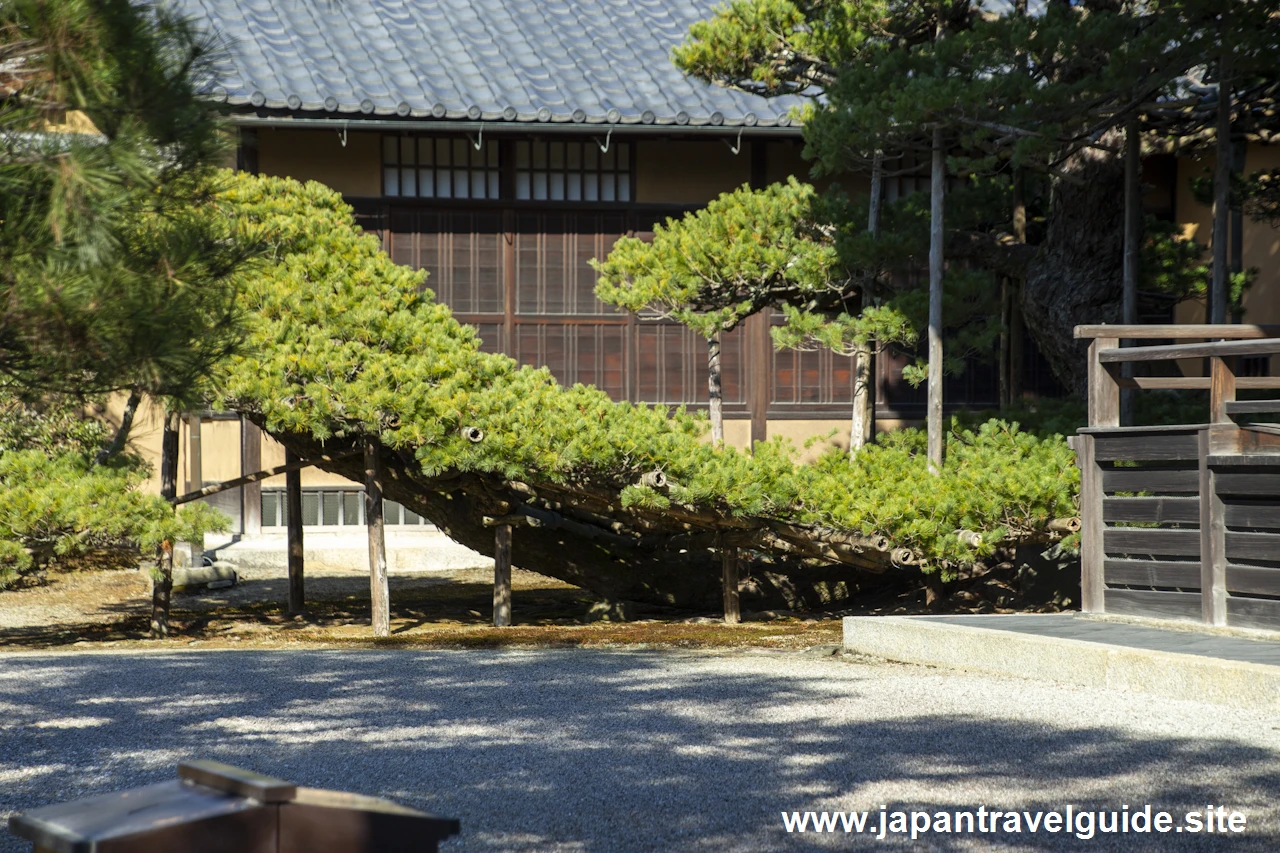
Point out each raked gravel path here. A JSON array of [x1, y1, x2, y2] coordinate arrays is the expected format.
[[1, 648, 1278, 852]]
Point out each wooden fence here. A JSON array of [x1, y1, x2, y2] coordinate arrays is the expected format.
[[1075, 325, 1280, 630]]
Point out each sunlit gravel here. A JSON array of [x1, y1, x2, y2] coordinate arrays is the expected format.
[[1, 648, 1277, 851]]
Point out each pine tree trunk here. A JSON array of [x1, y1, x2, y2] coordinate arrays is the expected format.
[[851, 153, 883, 456], [94, 386, 142, 466], [707, 332, 724, 445], [927, 128, 945, 474], [1009, 169, 1026, 405], [1121, 117, 1143, 425], [1211, 54, 1232, 325], [150, 408, 180, 638], [1023, 138, 1125, 396]]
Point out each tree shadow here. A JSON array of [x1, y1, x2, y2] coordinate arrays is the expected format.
[[0, 650, 1276, 851]]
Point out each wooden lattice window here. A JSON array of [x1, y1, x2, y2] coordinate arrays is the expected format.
[[383, 136, 500, 199], [515, 140, 631, 202]]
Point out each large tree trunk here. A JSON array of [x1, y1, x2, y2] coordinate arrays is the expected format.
[[1211, 54, 1232, 325], [927, 128, 945, 474], [1023, 140, 1125, 397], [851, 152, 883, 456]]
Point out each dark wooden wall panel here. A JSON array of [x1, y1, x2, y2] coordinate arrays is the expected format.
[[1226, 596, 1280, 631], [1104, 528, 1201, 556], [1103, 496, 1199, 524], [1104, 588, 1202, 621], [1225, 564, 1280, 597], [1104, 559, 1202, 589], [1102, 467, 1199, 494], [1094, 432, 1201, 462]]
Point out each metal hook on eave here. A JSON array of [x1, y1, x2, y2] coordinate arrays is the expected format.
[[723, 126, 744, 155], [594, 127, 613, 154], [469, 122, 484, 151], [338, 121, 348, 148]]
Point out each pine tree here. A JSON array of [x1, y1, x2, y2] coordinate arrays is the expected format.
[[593, 179, 841, 445]]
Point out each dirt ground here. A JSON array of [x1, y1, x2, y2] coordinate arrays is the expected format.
[[0, 565, 853, 651]]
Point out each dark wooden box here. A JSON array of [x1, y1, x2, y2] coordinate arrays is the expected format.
[[7, 760, 459, 853]]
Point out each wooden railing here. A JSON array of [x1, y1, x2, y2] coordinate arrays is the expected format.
[[1075, 325, 1280, 631]]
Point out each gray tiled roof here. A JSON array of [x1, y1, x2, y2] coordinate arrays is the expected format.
[[174, 0, 805, 128]]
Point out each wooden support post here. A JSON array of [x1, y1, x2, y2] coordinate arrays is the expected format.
[[364, 440, 390, 637], [285, 449, 305, 615], [1077, 434, 1106, 613], [1087, 337, 1120, 428], [186, 414, 202, 495], [493, 524, 512, 627], [1209, 355, 1237, 424], [151, 410, 181, 639], [241, 418, 262, 537], [1198, 429, 1227, 626], [721, 545, 740, 625]]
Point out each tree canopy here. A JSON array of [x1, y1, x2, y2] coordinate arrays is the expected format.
[[0, 0, 253, 402]]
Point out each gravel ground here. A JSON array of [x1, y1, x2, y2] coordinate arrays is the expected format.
[[1, 649, 1278, 852]]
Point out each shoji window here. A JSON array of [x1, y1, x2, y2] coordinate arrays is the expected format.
[[383, 136, 500, 199], [515, 140, 630, 201]]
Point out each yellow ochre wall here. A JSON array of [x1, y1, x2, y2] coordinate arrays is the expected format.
[[255, 128, 382, 197], [1173, 142, 1280, 327]]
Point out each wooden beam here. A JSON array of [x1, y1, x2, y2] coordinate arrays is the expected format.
[[1116, 376, 1280, 390], [493, 523, 512, 627], [285, 449, 305, 616], [1199, 429, 1227, 626], [365, 439, 390, 638], [1098, 338, 1280, 363], [1087, 337, 1120, 427], [1077, 434, 1105, 614], [722, 545, 740, 625], [173, 449, 361, 505], [1208, 355, 1236, 425], [1075, 324, 1280, 340]]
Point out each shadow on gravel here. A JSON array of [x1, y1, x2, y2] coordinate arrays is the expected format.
[[0, 651, 1276, 852]]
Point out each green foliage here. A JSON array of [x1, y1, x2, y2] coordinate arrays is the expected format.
[[1141, 216, 1252, 313], [216, 173, 1078, 571], [592, 178, 839, 337], [0, 389, 227, 588], [0, 0, 254, 401], [797, 420, 1078, 570], [0, 449, 226, 588]]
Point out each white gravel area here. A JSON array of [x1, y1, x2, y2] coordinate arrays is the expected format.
[[1, 649, 1278, 851]]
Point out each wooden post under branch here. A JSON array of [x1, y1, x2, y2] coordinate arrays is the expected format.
[[364, 439, 391, 638], [284, 448, 305, 615], [722, 545, 740, 625], [493, 524, 512, 627]]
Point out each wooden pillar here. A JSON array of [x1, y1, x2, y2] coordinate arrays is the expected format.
[[364, 439, 390, 637], [493, 524, 512, 627], [1086, 337, 1120, 428], [722, 545, 740, 625], [241, 418, 262, 537], [748, 313, 770, 448], [1198, 429, 1227, 626], [186, 414, 202, 495], [1208, 355, 1236, 424], [1077, 434, 1106, 613], [285, 448, 305, 615]]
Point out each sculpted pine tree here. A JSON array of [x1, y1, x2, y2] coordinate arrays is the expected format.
[[593, 179, 840, 445], [214, 173, 1080, 610]]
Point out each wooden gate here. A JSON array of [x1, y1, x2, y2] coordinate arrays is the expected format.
[[1075, 325, 1280, 630]]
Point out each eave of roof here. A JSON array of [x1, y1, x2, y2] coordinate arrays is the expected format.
[[175, 0, 807, 133]]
